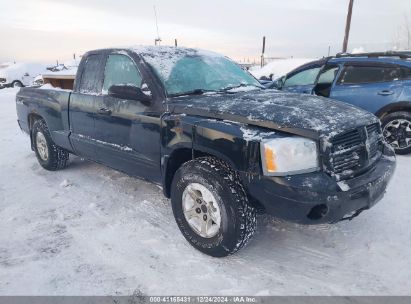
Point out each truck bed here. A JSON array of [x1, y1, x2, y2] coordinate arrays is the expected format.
[[16, 87, 73, 152]]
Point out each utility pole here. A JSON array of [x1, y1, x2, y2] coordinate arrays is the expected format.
[[261, 36, 266, 68], [342, 0, 354, 53], [153, 6, 162, 46]]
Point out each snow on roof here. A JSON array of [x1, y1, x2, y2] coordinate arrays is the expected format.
[[0, 62, 14, 69], [42, 67, 77, 78], [129, 45, 224, 80], [0, 62, 48, 79]]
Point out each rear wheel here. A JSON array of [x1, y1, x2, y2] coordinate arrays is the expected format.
[[381, 111, 411, 155], [32, 119, 69, 170], [12, 80, 23, 88], [170, 157, 257, 257]]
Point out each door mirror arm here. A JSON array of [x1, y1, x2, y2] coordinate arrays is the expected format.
[[108, 84, 152, 105]]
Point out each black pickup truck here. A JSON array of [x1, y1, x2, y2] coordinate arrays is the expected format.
[[16, 46, 396, 257]]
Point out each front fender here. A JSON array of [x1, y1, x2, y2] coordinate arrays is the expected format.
[[193, 119, 256, 173]]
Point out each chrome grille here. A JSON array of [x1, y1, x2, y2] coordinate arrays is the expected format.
[[328, 123, 382, 179], [366, 123, 381, 160], [331, 129, 362, 175]]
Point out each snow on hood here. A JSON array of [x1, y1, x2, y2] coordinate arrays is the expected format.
[[170, 89, 378, 139]]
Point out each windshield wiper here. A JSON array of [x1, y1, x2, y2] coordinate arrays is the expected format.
[[169, 89, 215, 97], [219, 83, 264, 92]]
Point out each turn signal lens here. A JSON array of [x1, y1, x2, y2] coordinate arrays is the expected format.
[[264, 145, 277, 173], [261, 137, 319, 176]]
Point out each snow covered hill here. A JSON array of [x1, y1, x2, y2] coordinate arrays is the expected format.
[[0, 88, 410, 295]]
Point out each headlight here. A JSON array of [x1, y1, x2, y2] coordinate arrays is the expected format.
[[261, 137, 319, 176]]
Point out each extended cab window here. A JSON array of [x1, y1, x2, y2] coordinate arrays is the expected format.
[[79, 55, 103, 94], [283, 67, 321, 88], [337, 65, 401, 84], [103, 54, 142, 93]]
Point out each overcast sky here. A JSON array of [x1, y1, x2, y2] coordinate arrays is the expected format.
[[0, 0, 409, 64]]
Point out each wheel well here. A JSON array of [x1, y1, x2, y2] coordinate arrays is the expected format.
[[28, 113, 43, 130], [27, 113, 43, 148], [163, 148, 265, 212], [164, 148, 212, 198], [377, 104, 411, 120]]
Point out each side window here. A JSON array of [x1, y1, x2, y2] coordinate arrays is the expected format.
[[283, 67, 321, 88], [401, 67, 411, 80], [317, 65, 339, 84], [337, 66, 385, 84], [314, 65, 339, 97], [382, 67, 401, 82], [103, 54, 142, 93], [79, 55, 103, 94]]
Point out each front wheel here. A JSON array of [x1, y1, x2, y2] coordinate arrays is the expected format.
[[32, 119, 69, 170], [381, 111, 411, 155], [170, 157, 257, 257]]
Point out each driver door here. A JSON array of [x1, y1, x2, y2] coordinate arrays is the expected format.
[[94, 53, 161, 182]]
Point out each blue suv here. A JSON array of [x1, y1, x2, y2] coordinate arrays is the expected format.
[[274, 52, 411, 154]]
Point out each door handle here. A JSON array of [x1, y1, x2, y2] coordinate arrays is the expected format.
[[97, 108, 112, 115], [377, 90, 394, 96]]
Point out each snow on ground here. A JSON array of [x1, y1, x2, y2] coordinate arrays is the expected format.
[[0, 88, 411, 295], [249, 58, 314, 79]]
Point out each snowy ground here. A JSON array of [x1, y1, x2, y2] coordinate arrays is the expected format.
[[0, 87, 411, 296]]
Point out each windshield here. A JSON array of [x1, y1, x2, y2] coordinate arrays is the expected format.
[[139, 47, 262, 96]]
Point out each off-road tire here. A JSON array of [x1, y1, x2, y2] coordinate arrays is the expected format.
[[381, 111, 411, 155], [171, 157, 257, 257], [32, 119, 69, 170]]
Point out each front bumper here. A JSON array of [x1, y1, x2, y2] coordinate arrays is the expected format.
[[244, 145, 396, 224], [0, 82, 11, 89]]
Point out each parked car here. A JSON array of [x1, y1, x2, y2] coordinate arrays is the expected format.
[[16, 46, 396, 257], [0, 62, 48, 88], [272, 52, 411, 154]]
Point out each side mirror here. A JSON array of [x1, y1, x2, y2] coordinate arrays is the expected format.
[[108, 84, 152, 105], [24, 73, 30, 77]]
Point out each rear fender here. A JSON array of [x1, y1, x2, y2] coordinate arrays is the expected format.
[[376, 101, 411, 118], [17, 88, 73, 152]]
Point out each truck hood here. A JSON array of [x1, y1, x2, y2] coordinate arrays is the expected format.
[[169, 89, 379, 139]]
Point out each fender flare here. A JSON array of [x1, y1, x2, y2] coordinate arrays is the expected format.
[[375, 101, 411, 119]]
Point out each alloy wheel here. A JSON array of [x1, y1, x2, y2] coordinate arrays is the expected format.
[[383, 119, 411, 150], [36, 131, 49, 161], [182, 183, 221, 238]]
